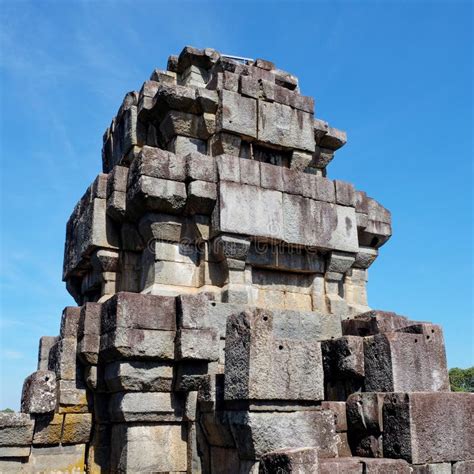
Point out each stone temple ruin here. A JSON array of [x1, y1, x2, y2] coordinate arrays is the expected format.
[[0, 46, 472, 473]]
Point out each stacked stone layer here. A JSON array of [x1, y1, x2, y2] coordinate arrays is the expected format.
[[1, 46, 471, 473]]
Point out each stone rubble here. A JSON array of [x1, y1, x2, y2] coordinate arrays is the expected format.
[[0, 46, 471, 473]]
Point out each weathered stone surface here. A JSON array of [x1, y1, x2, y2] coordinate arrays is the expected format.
[[37, 336, 59, 371], [319, 457, 363, 474], [185, 152, 217, 182], [225, 309, 324, 402], [56, 379, 88, 413], [109, 392, 183, 422], [100, 327, 175, 361], [102, 291, 176, 332], [48, 337, 78, 381], [258, 101, 315, 152], [59, 306, 81, 338], [322, 336, 365, 379], [28, 444, 87, 473], [364, 327, 449, 392], [0, 446, 30, 458], [452, 461, 474, 473], [342, 310, 412, 336], [260, 447, 319, 473], [110, 423, 187, 472], [227, 410, 338, 460], [104, 360, 173, 392], [33, 413, 64, 446], [177, 328, 220, 361], [20, 370, 56, 414], [383, 392, 474, 464], [218, 90, 257, 138], [187, 180, 217, 214], [127, 175, 187, 217], [411, 463, 452, 473], [321, 401, 347, 432], [0, 413, 34, 447], [138, 212, 184, 242], [62, 413, 92, 444], [346, 392, 385, 457]]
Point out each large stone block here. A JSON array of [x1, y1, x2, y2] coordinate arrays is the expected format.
[[342, 310, 413, 336], [127, 175, 187, 217], [100, 327, 175, 361], [217, 181, 284, 240], [364, 325, 449, 392], [177, 292, 215, 329], [260, 447, 319, 473], [177, 328, 220, 361], [56, 379, 88, 413], [61, 413, 92, 444], [37, 336, 58, 371], [63, 194, 119, 279], [383, 392, 474, 464], [227, 410, 338, 460], [104, 360, 173, 392], [0, 413, 34, 446], [218, 90, 257, 138], [346, 392, 385, 457], [27, 444, 87, 473], [109, 392, 184, 422], [59, 306, 81, 338], [258, 101, 315, 151], [20, 370, 56, 414], [48, 337, 78, 381], [102, 291, 176, 332], [185, 152, 217, 182], [187, 180, 217, 214], [224, 309, 324, 402], [110, 423, 187, 472], [32, 413, 64, 446], [78, 302, 102, 365]]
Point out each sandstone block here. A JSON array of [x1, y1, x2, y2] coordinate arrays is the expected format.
[[177, 328, 220, 361], [160, 110, 215, 142], [177, 292, 215, 329], [187, 180, 217, 214], [321, 401, 347, 432], [291, 150, 313, 171], [346, 392, 385, 457], [37, 336, 58, 371], [109, 392, 184, 422], [32, 413, 64, 446], [27, 444, 87, 473], [59, 306, 81, 338], [185, 152, 217, 182], [216, 154, 241, 182], [240, 158, 260, 186], [364, 328, 449, 392], [322, 336, 365, 379], [342, 310, 412, 336], [319, 457, 363, 474], [260, 447, 319, 474], [56, 380, 88, 413], [21, 370, 56, 414], [100, 327, 175, 361], [227, 410, 338, 460], [0, 413, 34, 446], [0, 446, 30, 458], [225, 309, 324, 402], [110, 423, 187, 472], [61, 413, 92, 444], [104, 361, 173, 392], [260, 162, 284, 191], [383, 392, 474, 464], [218, 90, 257, 138], [258, 101, 315, 152], [49, 337, 78, 381], [411, 463, 452, 473], [169, 135, 207, 155], [361, 458, 411, 473], [127, 175, 187, 217], [138, 212, 184, 243], [319, 126, 347, 151], [452, 461, 474, 473], [102, 291, 176, 333]]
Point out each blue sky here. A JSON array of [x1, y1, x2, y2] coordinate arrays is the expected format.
[[0, 0, 472, 409]]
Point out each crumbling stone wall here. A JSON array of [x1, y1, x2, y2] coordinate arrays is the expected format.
[[0, 46, 472, 473]]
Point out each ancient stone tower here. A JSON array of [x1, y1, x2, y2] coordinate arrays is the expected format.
[[0, 46, 472, 473]]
